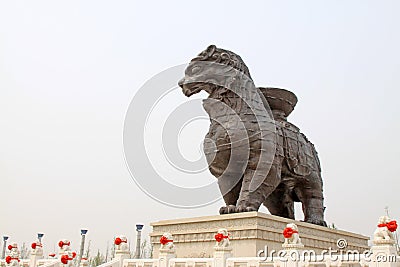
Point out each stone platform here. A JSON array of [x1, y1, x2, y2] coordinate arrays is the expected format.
[[150, 212, 369, 258]]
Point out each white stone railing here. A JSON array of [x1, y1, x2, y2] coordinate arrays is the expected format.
[[169, 258, 213, 267], [35, 261, 59, 267], [3, 217, 400, 267], [226, 257, 275, 267], [123, 259, 158, 267], [96, 259, 120, 267], [7, 249, 398, 267], [35, 260, 59, 267]]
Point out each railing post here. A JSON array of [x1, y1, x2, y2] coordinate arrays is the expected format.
[[369, 215, 398, 267], [158, 250, 175, 267], [114, 250, 129, 267], [213, 247, 232, 267], [5, 243, 21, 267], [114, 236, 130, 267], [213, 229, 232, 267], [275, 223, 305, 267], [29, 242, 43, 267], [58, 239, 77, 267], [158, 233, 176, 267], [370, 244, 397, 267]]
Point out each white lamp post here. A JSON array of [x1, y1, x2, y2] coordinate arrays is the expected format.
[[135, 224, 144, 259], [2, 236, 9, 259], [78, 229, 88, 266]]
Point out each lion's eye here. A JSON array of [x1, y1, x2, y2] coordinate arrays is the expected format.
[[191, 65, 201, 74]]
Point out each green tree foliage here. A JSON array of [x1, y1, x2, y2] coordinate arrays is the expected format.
[[89, 250, 105, 267]]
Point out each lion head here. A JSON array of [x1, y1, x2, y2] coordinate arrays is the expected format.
[[178, 45, 252, 97], [378, 216, 390, 224], [286, 223, 298, 231], [58, 239, 71, 252], [162, 232, 173, 241], [114, 235, 128, 251], [217, 228, 228, 236]]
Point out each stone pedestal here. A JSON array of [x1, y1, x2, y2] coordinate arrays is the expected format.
[[213, 247, 232, 267], [150, 212, 369, 258], [370, 243, 398, 267], [114, 250, 130, 267], [29, 250, 43, 267], [159, 249, 176, 267]]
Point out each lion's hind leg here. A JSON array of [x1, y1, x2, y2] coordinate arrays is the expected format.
[[296, 171, 326, 226], [263, 184, 295, 219]]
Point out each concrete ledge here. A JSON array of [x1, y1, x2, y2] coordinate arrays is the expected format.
[[150, 212, 369, 258]]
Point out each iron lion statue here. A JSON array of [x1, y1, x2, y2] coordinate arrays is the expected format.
[[178, 45, 326, 226]]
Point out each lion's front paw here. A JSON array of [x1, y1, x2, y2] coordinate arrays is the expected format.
[[305, 217, 327, 226], [219, 205, 236, 214], [235, 204, 257, 213]]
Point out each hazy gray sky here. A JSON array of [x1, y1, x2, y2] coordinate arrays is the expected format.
[[1, 0, 399, 257]]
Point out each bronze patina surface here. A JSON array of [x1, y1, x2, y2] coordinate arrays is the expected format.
[[179, 45, 326, 226]]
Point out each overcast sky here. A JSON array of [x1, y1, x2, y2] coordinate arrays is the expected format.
[[1, 0, 400, 257]]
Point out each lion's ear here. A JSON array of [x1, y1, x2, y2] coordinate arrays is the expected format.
[[206, 45, 216, 56]]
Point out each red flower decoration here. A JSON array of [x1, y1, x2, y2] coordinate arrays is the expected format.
[[31, 243, 37, 249], [283, 227, 298, 238], [387, 221, 398, 232], [378, 220, 398, 232], [72, 252, 77, 258], [8, 245, 13, 250], [214, 233, 229, 242], [61, 255, 69, 264], [114, 237, 122, 245], [58, 241, 70, 248], [160, 235, 173, 245], [5, 256, 19, 264], [49, 253, 56, 257], [215, 233, 223, 242]]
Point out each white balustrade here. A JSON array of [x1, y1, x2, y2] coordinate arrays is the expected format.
[[4, 217, 399, 267]]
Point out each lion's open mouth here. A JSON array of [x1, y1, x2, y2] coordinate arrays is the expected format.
[[181, 83, 203, 97]]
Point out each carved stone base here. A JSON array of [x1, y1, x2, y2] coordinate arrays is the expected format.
[[159, 248, 176, 254], [370, 244, 398, 267], [213, 247, 233, 252], [282, 243, 305, 250], [373, 239, 395, 246], [115, 250, 130, 255], [150, 212, 369, 258], [214, 248, 232, 267]]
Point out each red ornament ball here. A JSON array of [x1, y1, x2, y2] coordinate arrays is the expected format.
[[114, 237, 122, 245]]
